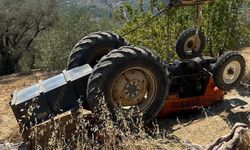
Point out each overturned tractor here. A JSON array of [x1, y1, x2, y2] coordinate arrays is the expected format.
[[10, 0, 246, 148]]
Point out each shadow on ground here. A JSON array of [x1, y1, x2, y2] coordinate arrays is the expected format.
[[235, 71, 250, 97], [157, 98, 249, 133], [237, 82, 250, 97]]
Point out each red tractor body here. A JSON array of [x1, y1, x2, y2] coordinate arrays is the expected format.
[[159, 78, 224, 116]]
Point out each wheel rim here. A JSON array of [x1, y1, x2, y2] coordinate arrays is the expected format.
[[184, 34, 201, 56], [110, 66, 157, 115], [222, 61, 241, 84]]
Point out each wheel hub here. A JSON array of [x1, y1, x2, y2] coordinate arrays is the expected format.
[[227, 67, 234, 75], [184, 35, 201, 55], [187, 41, 194, 48], [125, 80, 141, 99], [110, 67, 157, 113], [223, 61, 241, 84]]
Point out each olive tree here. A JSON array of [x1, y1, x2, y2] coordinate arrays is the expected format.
[[0, 0, 58, 75], [35, 7, 114, 70]]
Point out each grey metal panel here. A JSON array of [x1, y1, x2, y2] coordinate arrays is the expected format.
[[10, 64, 93, 128], [43, 74, 66, 93], [11, 90, 18, 106], [16, 84, 40, 105], [67, 65, 93, 81]]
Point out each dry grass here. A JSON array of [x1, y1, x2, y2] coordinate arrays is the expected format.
[[24, 99, 249, 149], [25, 99, 185, 149], [0, 70, 57, 143]]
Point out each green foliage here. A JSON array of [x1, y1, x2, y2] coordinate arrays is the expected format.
[[34, 7, 114, 70], [0, 0, 58, 75], [115, 0, 250, 60], [2, 0, 249, 73], [204, 0, 250, 56]]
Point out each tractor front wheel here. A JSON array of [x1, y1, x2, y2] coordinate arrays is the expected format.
[[176, 28, 206, 59], [87, 46, 170, 124], [213, 51, 246, 90]]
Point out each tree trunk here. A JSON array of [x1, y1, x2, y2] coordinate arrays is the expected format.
[[0, 54, 18, 75]]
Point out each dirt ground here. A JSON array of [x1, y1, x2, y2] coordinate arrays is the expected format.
[[161, 48, 250, 146], [0, 48, 249, 148]]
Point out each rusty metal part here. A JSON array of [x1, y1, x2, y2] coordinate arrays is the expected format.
[[23, 109, 92, 150], [180, 0, 211, 6], [183, 3, 205, 54], [192, 3, 205, 49], [110, 67, 157, 114]]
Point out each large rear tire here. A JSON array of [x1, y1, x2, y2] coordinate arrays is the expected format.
[[213, 51, 246, 90], [67, 32, 128, 69], [87, 46, 170, 124]]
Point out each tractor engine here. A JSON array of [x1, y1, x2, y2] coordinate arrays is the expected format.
[[168, 58, 212, 98]]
